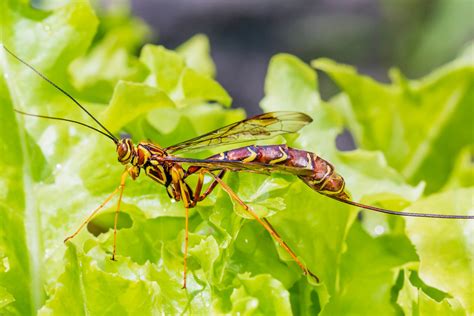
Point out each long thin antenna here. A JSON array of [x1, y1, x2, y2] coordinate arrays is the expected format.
[[328, 195, 474, 219], [2, 45, 119, 143], [14, 109, 118, 143]]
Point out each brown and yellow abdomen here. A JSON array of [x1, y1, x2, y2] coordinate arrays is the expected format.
[[208, 145, 350, 200]]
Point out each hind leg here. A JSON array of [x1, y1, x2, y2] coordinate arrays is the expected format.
[[207, 171, 320, 282]]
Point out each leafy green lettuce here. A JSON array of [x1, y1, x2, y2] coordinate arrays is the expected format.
[[0, 1, 472, 315], [312, 48, 473, 193]]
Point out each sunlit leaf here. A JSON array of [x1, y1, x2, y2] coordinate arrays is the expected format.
[[0, 1, 472, 315], [404, 188, 474, 314], [312, 54, 474, 193], [177, 34, 216, 78]]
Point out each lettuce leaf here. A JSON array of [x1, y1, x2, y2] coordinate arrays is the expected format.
[[230, 273, 292, 315], [1, 1, 472, 315], [140, 43, 231, 107], [312, 52, 474, 193], [0, 48, 35, 315], [403, 188, 474, 314], [397, 270, 465, 316], [177, 34, 216, 78]]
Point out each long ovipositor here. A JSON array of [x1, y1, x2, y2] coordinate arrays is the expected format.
[[204, 144, 350, 200]]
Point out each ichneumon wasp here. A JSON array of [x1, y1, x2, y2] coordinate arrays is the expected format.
[[3, 46, 473, 289]]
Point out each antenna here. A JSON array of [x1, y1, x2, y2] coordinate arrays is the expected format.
[[14, 109, 118, 143], [3, 45, 119, 144]]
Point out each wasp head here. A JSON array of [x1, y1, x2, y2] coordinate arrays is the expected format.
[[116, 138, 136, 164]]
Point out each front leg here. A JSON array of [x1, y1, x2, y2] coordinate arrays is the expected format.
[[64, 167, 131, 261]]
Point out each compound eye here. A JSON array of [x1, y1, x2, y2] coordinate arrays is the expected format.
[[117, 141, 131, 163], [117, 143, 126, 157]]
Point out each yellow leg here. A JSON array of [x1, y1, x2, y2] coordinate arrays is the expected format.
[[197, 170, 226, 202], [182, 206, 189, 289], [64, 169, 129, 253], [186, 169, 226, 208], [207, 171, 320, 283], [262, 217, 320, 282], [111, 169, 129, 261], [172, 173, 193, 289], [64, 188, 119, 243]]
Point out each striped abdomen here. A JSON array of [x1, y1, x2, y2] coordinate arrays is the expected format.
[[206, 145, 350, 200]]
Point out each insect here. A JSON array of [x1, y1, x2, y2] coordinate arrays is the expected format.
[[4, 46, 473, 289]]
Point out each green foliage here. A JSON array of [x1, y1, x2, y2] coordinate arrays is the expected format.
[[313, 54, 473, 193], [0, 1, 472, 315]]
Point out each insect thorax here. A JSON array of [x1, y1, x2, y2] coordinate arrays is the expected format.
[[116, 139, 168, 181]]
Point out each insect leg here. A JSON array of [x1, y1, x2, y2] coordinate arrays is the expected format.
[[197, 170, 226, 202], [183, 206, 189, 289], [170, 164, 193, 289], [177, 179, 192, 289], [178, 168, 226, 288], [177, 170, 226, 288], [64, 169, 129, 245], [262, 218, 319, 282], [207, 171, 320, 283], [187, 171, 204, 207], [111, 169, 129, 261], [187, 169, 227, 206]]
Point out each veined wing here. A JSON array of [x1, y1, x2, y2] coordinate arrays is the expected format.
[[165, 111, 312, 154], [163, 156, 315, 176]]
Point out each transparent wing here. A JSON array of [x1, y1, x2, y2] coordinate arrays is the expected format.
[[163, 156, 315, 176], [165, 111, 312, 154]]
